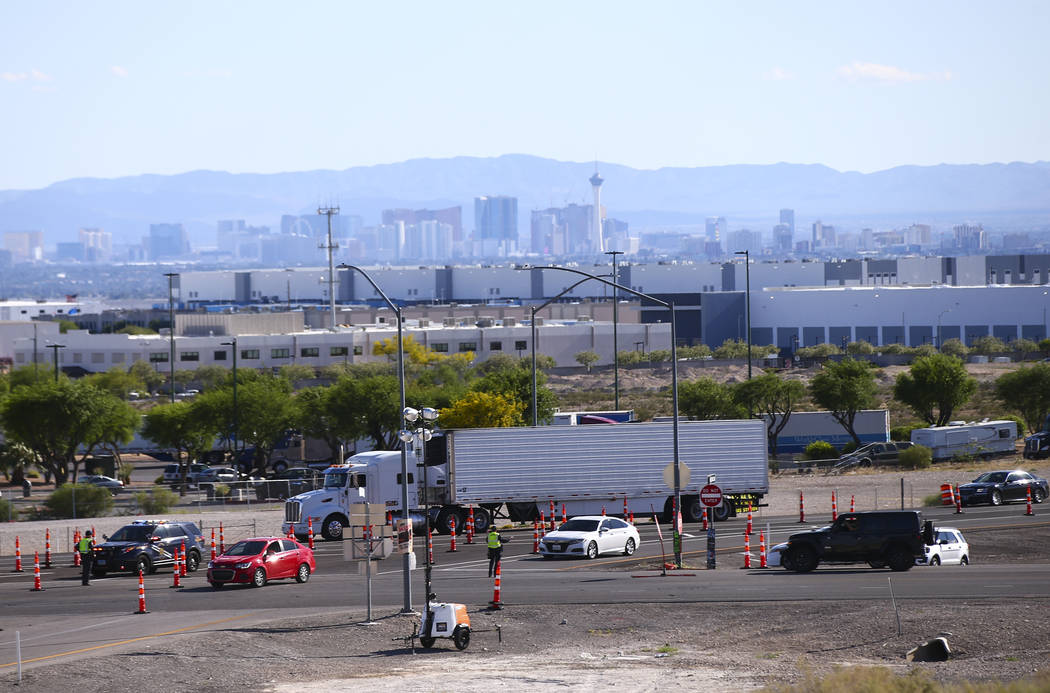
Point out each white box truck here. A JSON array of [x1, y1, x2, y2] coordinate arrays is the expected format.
[[282, 420, 769, 541], [910, 420, 1017, 461]]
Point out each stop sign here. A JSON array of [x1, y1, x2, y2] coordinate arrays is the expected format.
[[700, 484, 723, 507]]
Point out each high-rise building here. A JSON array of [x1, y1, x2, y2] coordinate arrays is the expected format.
[[149, 223, 190, 260], [79, 228, 111, 262], [811, 220, 836, 249], [589, 170, 605, 253], [779, 208, 795, 235], [728, 229, 761, 256], [382, 207, 462, 242], [773, 224, 793, 252], [530, 204, 594, 255], [705, 217, 727, 253], [3, 230, 44, 261], [953, 223, 986, 252], [474, 195, 518, 256]]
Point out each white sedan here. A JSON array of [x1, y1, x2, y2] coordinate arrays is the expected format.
[[539, 516, 640, 559], [918, 527, 970, 566]]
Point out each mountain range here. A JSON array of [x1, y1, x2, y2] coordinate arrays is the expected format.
[[2, 154, 1049, 246]]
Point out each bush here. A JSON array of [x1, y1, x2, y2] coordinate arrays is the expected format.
[[803, 440, 838, 460], [0, 496, 14, 521], [890, 424, 919, 442], [214, 483, 230, 497], [899, 444, 932, 470], [135, 487, 178, 514], [154, 475, 164, 485], [839, 441, 859, 455], [46, 483, 114, 518], [922, 492, 943, 507]]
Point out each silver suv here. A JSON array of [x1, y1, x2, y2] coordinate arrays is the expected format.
[[163, 463, 211, 488]]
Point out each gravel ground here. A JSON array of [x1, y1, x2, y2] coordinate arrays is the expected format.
[[4, 458, 1050, 691]]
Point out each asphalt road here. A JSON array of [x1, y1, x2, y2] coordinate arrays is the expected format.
[[2, 502, 1048, 671]]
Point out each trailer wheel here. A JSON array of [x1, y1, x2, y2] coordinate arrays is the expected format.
[[470, 507, 492, 534], [712, 500, 733, 522], [681, 495, 703, 524]]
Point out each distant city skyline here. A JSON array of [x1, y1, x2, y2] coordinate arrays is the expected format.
[[2, 2, 1048, 189]]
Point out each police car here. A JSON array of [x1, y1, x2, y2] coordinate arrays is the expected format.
[[92, 520, 207, 577]]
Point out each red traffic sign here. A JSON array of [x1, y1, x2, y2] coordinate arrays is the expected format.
[[700, 484, 723, 507]]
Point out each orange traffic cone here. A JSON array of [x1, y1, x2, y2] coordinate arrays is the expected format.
[[45, 528, 52, 568], [702, 510, 708, 532], [308, 517, 315, 549], [540, 512, 547, 537], [466, 507, 475, 544], [532, 518, 539, 554], [955, 485, 964, 514], [759, 531, 767, 568], [73, 529, 82, 567], [622, 495, 627, 518], [288, 522, 295, 540], [488, 561, 504, 609], [219, 522, 225, 553], [831, 491, 838, 521], [562, 503, 567, 525], [448, 517, 458, 552], [601, 505, 606, 517], [427, 527, 434, 565], [746, 504, 753, 536], [31, 551, 44, 591], [850, 495, 855, 513], [179, 541, 187, 577], [134, 569, 149, 614], [13, 536, 23, 572], [742, 532, 751, 569], [210, 528, 217, 560], [1026, 487, 1035, 516], [629, 510, 634, 524], [170, 546, 182, 588], [548, 502, 556, 532]]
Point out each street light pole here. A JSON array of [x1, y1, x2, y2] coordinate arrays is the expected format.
[[401, 407, 438, 625], [339, 264, 413, 613], [165, 273, 179, 403], [47, 344, 65, 382], [605, 250, 624, 410], [734, 250, 752, 380], [521, 265, 683, 568], [221, 339, 238, 454]]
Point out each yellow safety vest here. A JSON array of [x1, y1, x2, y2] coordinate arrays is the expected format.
[[487, 531, 501, 549], [78, 538, 93, 554]]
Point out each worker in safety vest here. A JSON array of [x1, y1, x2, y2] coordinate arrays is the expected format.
[[486, 529, 506, 578], [78, 530, 94, 585]]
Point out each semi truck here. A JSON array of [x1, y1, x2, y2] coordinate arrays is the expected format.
[[281, 419, 769, 541], [910, 420, 1017, 461]]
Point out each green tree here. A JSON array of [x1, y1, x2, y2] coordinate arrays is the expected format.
[[713, 339, 749, 359], [796, 343, 840, 359], [0, 441, 36, 486], [116, 325, 157, 335], [193, 365, 229, 392], [1039, 338, 1050, 357], [733, 372, 806, 457], [617, 350, 643, 366], [845, 341, 875, 356], [234, 376, 297, 475], [575, 350, 600, 372], [472, 357, 556, 425], [279, 364, 317, 384], [678, 378, 745, 420], [0, 380, 137, 485], [7, 365, 54, 391], [678, 344, 713, 360], [292, 386, 344, 460], [994, 364, 1050, 434], [1013, 338, 1039, 359], [439, 391, 524, 428], [892, 353, 977, 427], [970, 335, 1008, 355], [939, 338, 969, 358], [46, 483, 113, 518], [142, 400, 220, 494], [808, 358, 879, 446], [83, 366, 146, 399], [128, 360, 165, 394], [57, 319, 78, 333]]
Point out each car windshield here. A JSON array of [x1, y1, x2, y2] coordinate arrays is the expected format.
[[558, 519, 600, 532], [224, 540, 267, 556], [973, 472, 1007, 483], [109, 525, 154, 542], [324, 472, 348, 489]]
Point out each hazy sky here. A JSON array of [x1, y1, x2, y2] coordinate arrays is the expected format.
[[2, 1, 1048, 190]]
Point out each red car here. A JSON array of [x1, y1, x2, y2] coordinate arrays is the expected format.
[[207, 537, 316, 588]]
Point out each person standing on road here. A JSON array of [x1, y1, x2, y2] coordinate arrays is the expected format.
[[486, 529, 506, 578], [78, 530, 94, 585]]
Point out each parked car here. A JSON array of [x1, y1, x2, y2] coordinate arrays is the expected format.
[[207, 537, 316, 588], [77, 475, 124, 494], [253, 467, 323, 500], [163, 463, 211, 488], [196, 467, 240, 484], [918, 527, 969, 566], [782, 511, 934, 572], [539, 516, 640, 559], [92, 520, 207, 577], [958, 470, 1048, 506]]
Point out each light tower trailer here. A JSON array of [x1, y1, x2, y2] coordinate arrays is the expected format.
[[282, 419, 769, 540]]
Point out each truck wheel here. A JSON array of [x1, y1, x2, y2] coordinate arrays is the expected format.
[[321, 514, 347, 541], [712, 500, 733, 523], [435, 508, 457, 536], [886, 546, 913, 572], [681, 495, 703, 524], [470, 507, 492, 534], [271, 459, 289, 474], [788, 546, 817, 572]]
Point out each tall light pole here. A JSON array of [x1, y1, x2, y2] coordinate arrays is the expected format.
[[33, 322, 38, 376], [521, 265, 684, 568], [47, 344, 65, 382], [605, 250, 623, 410], [529, 275, 610, 426], [400, 407, 438, 626], [734, 250, 752, 380], [164, 272, 179, 403], [339, 263, 413, 613], [221, 339, 238, 454], [318, 206, 340, 331]]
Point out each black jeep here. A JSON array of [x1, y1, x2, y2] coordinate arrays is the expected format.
[[783, 511, 933, 573]]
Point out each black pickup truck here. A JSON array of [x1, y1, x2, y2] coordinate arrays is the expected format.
[[783, 510, 933, 572]]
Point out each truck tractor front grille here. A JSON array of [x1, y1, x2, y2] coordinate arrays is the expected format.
[[284, 500, 302, 524]]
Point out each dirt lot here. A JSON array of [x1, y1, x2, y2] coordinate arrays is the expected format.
[[7, 459, 1050, 692]]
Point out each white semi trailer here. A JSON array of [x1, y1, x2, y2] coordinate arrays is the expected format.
[[282, 420, 769, 541]]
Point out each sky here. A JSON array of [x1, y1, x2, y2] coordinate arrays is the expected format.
[[2, 1, 1049, 190]]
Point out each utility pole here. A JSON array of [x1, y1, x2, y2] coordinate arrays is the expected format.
[[33, 322, 38, 376], [164, 273, 179, 403], [318, 206, 340, 332], [605, 250, 623, 410], [47, 344, 65, 382]]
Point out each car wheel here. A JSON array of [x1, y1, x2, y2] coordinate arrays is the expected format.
[[453, 625, 470, 651], [886, 546, 913, 572], [186, 550, 200, 572], [136, 555, 152, 575], [419, 636, 436, 648], [586, 541, 599, 559], [991, 490, 1002, 506], [251, 567, 267, 588], [1033, 488, 1046, 504], [788, 546, 817, 573], [321, 514, 346, 541], [209, 581, 224, 589], [295, 563, 311, 583], [929, 555, 941, 566], [623, 538, 636, 556]]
